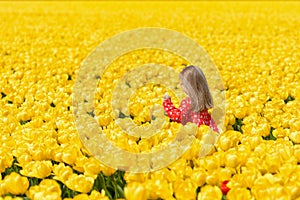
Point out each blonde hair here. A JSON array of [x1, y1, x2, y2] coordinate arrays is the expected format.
[[179, 65, 213, 112]]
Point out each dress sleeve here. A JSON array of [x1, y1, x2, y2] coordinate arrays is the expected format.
[[210, 118, 219, 133], [163, 98, 183, 123]]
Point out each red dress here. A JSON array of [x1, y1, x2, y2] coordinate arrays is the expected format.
[[163, 97, 219, 133]]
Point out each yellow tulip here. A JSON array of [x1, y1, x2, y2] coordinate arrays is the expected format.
[[124, 172, 148, 183], [124, 183, 148, 200], [217, 167, 235, 184], [190, 168, 207, 187], [3, 172, 29, 195], [71, 194, 89, 200], [53, 163, 73, 184], [228, 168, 259, 189], [197, 185, 222, 200], [264, 153, 282, 173], [73, 156, 88, 173], [294, 145, 300, 163], [89, 190, 110, 200], [0, 150, 13, 173], [285, 181, 300, 199], [289, 117, 300, 132], [217, 135, 232, 151], [20, 160, 52, 178], [173, 179, 196, 200], [227, 187, 253, 200], [203, 156, 220, 171], [0, 179, 6, 196], [145, 179, 173, 199], [289, 131, 300, 144], [83, 157, 103, 178], [61, 144, 81, 165], [65, 174, 94, 193], [205, 171, 220, 186], [0, 197, 24, 200], [233, 107, 247, 119], [225, 152, 240, 169], [26, 179, 61, 200], [252, 184, 290, 200]]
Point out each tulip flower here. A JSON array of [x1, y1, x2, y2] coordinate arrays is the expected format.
[[20, 160, 52, 179], [26, 179, 61, 200], [197, 185, 222, 200], [0, 2, 299, 199], [124, 183, 148, 200], [220, 180, 230, 195], [65, 174, 94, 193], [3, 172, 29, 195]]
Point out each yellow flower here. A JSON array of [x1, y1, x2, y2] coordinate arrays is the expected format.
[[252, 184, 290, 200], [0, 179, 6, 196], [26, 179, 61, 200], [83, 157, 103, 178], [237, 167, 261, 188], [205, 170, 220, 186], [73, 156, 88, 173], [124, 182, 148, 200], [97, 113, 113, 127], [124, 172, 148, 184], [68, 194, 89, 200], [264, 153, 282, 173], [65, 174, 94, 193], [203, 156, 220, 171], [294, 145, 300, 163], [173, 179, 196, 200], [53, 163, 73, 184], [254, 122, 271, 137], [61, 144, 81, 165], [224, 152, 240, 169], [227, 187, 253, 200], [16, 153, 33, 166], [216, 167, 235, 184], [233, 106, 247, 119], [285, 181, 300, 199], [190, 168, 207, 187], [290, 117, 300, 132], [217, 135, 232, 151], [289, 131, 300, 144], [0, 197, 23, 200], [20, 160, 52, 178], [3, 172, 29, 195], [82, 157, 115, 178], [197, 185, 222, 200], [146, 178, 173, 199], [89, 190, 110, 200], [0, 149, 13, 173]]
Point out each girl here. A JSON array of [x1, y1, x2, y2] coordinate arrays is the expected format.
[[163, 65, 219, 133]]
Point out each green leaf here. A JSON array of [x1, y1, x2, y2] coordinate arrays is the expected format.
[[232, 118, 243, 133], [284, 95, 295, 104]]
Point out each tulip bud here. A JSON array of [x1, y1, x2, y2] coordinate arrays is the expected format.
[[197, 185, 222, 200], [4, 172, 29, 195], [289, 131, 300, 144], [225, 153, 240, 169], [124, 183, 148, 200]]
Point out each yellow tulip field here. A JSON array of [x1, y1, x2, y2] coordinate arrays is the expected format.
[[0, 1, 300, 200]]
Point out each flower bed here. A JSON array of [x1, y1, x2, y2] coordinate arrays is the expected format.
[[0, 1, 299, 200]]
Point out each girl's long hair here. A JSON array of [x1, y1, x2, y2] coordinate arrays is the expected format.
[[179, 65, 213, 112]]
